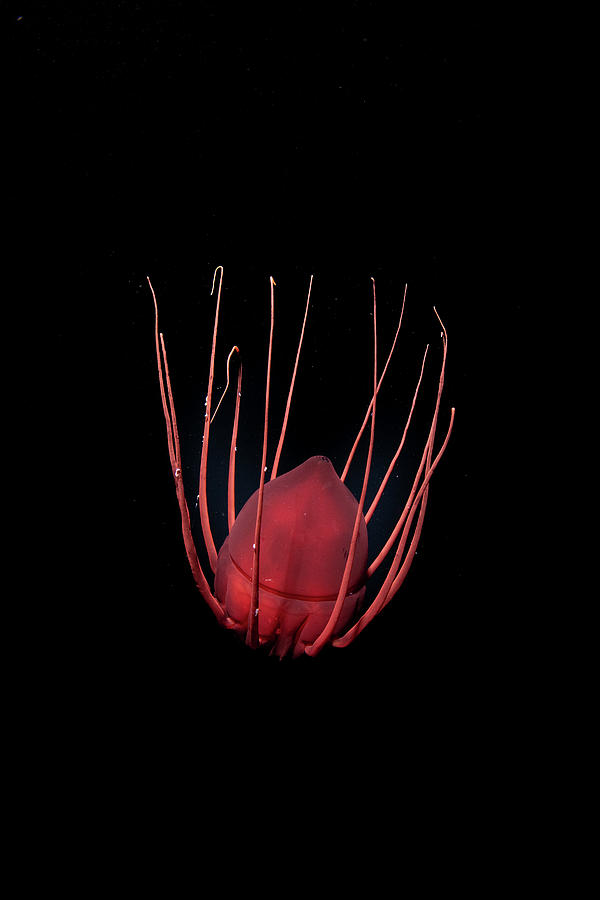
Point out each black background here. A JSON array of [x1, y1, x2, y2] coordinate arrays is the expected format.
[[5, 1, 528, 859]]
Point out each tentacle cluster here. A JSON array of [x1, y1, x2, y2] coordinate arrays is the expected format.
[[150, 270, 454, 657]]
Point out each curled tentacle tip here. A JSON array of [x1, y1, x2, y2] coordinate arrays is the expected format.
[[211, 265, 224, 294]]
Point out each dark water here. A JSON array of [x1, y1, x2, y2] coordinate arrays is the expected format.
[[7, 7, 527, 842]]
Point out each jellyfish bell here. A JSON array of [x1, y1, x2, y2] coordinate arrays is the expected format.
[[215, 455, 368, 657]]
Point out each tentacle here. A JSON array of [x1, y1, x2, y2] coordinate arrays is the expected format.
[[148, 276, 227, 623], [210, 345, 239, 424], [305, 278, 378, 657], [340, 283, 406, 483], [227, 360, 243, 532], [333, 309, 451, 648], [198, 266, 224, 574], [332, 407, 454, 647], [246, 277, 276, 648], [364, 343, 429, 524], [271, 274, 313, 481], [366, 316, 447, 578], [366, 407, 433, 579]]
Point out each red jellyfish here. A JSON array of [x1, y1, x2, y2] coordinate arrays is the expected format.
[[149, 268, 454, 659]]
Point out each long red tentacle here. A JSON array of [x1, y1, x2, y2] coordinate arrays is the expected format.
[[340, 283, 406, 483], [305, 278, 378, 657], [366, 407, 433, 580], [366, 316, 447, 577], [227, 361, 243, 532], [246, 277, 276, 648], [271, 274, 313, 481], [364, 343, 429, 525], [198, 266, 224, 574], [332, 407, 454, 647], [333, 310, 451, 648], [210, 345, 239, 424], [148, 276, 227, 624]]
